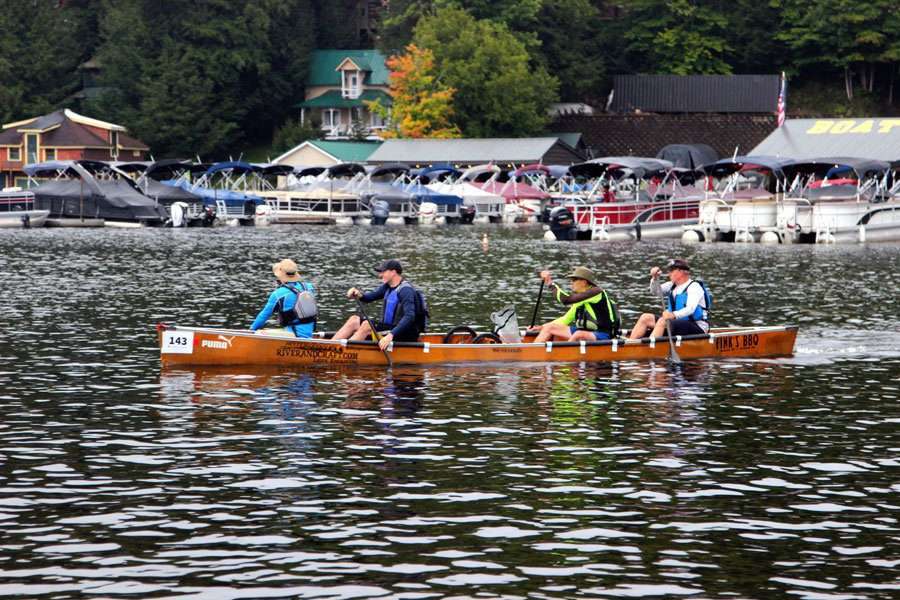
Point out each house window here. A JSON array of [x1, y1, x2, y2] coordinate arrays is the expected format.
[[110, 131, 119, 158], [25, 134, 38, 164], [342, 70, 361, 99], [44, 148, 56, 161], [9, 147, 21, 161], [369, 108, 385, 129], [322, 109, 341, 131]]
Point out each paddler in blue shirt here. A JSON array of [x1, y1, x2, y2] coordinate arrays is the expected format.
[[332, 259, 427, 350], [250, 259, 317, 338], [627, 258, 711, 340]]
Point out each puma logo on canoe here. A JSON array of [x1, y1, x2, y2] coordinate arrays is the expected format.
[[201, 335, 235, 350]]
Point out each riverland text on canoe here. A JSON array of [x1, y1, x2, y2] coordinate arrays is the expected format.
[[159, 258, 797, 366]]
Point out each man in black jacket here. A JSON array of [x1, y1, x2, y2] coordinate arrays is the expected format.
[[333, 259, 424, 349]]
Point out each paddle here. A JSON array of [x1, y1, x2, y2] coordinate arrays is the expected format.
[[662, 298, 682, 364], [356, 297, 393, 367], [530, 276, 545, 328]]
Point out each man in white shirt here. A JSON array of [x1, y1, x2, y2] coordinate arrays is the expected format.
[[627, 258, 710, 340]]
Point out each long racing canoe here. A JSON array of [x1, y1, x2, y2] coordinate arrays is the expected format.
[[158, 324, 798, 367]]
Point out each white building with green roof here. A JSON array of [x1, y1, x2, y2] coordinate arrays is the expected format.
[[297, 50, 392, 140], [273, 140, 382, 168]]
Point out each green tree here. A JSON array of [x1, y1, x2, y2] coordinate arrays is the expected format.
[[412, 6, 558, 137], [272, 117, 321, 155], [367, 44, 460, 138], [314, 0, 365, 48], [620, 0, 732, 75], [532, 0, 604, 102], [775, 0, 892, 100], [725, 0, 788, 74], [0, 0, 98, 122], [379, 0, 542, 53], [88, 0, 315, 157]]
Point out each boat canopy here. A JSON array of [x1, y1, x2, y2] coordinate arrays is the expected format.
[[570, 157, 673, 179], [143, 159, 195, 181], [512, 164, 551, 177], [417, 165, 460, 183], [781, 157, 890, 181], [700, 155, 795, 179], [23, 160, 84, 177], [327, 163, 366, 178], [110, 161, 151, 175], [655, 144, 718, 170], [369, 163, 410, 179], [202, 161, 258, 177], [294, 166, 328, 178], [256, 164, 295, 177], [459, 164, 501, 182]]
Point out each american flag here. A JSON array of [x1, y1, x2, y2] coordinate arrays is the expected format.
[[776, 72, 787, 127]]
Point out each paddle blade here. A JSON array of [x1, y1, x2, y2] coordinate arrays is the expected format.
[[665, 321, 682, 364]]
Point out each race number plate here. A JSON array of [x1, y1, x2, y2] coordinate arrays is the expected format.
[[161, 330, 194, 354]]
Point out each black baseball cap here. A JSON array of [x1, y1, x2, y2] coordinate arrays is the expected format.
[[667, 258, 691, 272], [374, 259, 403, 274]]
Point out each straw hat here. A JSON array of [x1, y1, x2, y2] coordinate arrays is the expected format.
[[272, 258, 301, 282], [565, 265, 598, 285]]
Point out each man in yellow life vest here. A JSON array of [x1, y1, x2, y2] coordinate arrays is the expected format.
[[529, 266, 621, 344]]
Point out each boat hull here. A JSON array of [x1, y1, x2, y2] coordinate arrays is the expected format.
[[555, 198, 700, 241], [0, 209, 49, 228], [159, 325, 798, 368]]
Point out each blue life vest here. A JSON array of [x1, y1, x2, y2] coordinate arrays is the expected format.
[[667, 279, 712, 323], [382, 285, 401, 326], [382, 280, 429, 332]]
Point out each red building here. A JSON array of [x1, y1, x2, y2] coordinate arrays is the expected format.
[[0, 109, 149, 189]]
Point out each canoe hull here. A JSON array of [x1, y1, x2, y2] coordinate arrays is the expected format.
[[159, 325, 798, 368]]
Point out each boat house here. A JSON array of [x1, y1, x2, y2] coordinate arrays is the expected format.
[[295, 50, 392, 140], [274, 140, 382, 168], [752, 118, 900, 161], [0, 109, 149, 189], [554, 75, 781, 159], [366, 137, 585, 168]]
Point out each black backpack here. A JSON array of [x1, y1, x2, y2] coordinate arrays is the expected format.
[[396, 281, 429, 333]]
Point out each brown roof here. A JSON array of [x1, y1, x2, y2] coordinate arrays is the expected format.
[[42, 118, 108, 146], [0, 110, 148, 151], [553, 113, 777, 159]]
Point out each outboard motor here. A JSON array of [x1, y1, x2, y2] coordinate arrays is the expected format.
[[371, 199, 390, 225], [170, 202, 188, 228], [549, 206, 576, 241], [458, 204, 476, 225], [418, 201, 438, 225], [255, 203, 273, 227], [540, 204, 556, 224], [201, 205, 216, 227]]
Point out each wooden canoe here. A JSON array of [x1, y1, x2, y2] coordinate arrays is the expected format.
[[158, 324, 798, 368]]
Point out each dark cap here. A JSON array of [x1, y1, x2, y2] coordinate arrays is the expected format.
[[667, 258, 691, 272], [374, 259, 403, 274]]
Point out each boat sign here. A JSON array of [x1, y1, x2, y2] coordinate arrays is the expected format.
[[161, 330, 194, 354]]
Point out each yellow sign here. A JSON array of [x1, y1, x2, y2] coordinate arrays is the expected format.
[[806, 119, 900, 134]]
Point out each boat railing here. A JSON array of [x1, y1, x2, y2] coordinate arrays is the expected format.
[[0, 190, 36, 212], [263, 193, 365, 217]]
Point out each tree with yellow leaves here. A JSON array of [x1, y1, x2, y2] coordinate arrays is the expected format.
[[366, 44, 461, 139]]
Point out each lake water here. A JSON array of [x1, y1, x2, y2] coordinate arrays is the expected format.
[[0, 225, 898, 599]]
